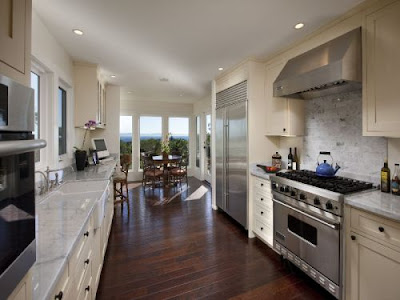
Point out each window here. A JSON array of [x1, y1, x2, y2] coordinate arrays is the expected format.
[[120, 116, 132, 169], [58, 87, 67, 155], [196, 116, 200, 167], [140, 116, 162, 168], [206, 114, 211, 176], [30, 72, 40, 162], [169, 117, 189, 159]]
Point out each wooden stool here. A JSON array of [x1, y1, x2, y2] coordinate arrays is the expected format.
[[113, 154, 131, 211]]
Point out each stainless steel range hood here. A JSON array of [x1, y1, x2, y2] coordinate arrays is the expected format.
[[273, 28, 361, 100]]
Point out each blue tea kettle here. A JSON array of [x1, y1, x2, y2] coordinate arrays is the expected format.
[[316, 151, 341, 177]]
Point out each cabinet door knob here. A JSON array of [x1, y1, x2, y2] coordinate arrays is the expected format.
[[261, 211, 264, 215], [260, 227, 264, 231], [261, 198, 264, 201], [84, 231, 89, 237], [379, 226, 385, 232], [85, 286, 90, 292], [351, 235, 356, 241], [261, 183, 264, 187], [84, 258, 90, 265], [55, 291, 63, 300], [283, 128, 286, 132]]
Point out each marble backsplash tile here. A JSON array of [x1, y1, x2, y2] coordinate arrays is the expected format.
[[300, 90, 387, 180]]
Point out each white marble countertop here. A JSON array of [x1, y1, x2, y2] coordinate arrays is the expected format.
[[63, 159, 117, 182], [32, 162, 115, 300], [250, 162, 278, 180], [345, 190, 400, 222]]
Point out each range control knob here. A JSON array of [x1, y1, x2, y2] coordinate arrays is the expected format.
[[326, 201, 333, 210], [284, 186, 290, 193], [299, 193, 306, 200], [272, 183, 277, 190], [291, 190, 296, 197], [280, 186, 285, 192], [314, 197, 321, 205]]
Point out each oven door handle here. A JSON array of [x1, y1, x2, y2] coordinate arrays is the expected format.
[[273, 198, 340, 230], [0, 139, 47, 157]]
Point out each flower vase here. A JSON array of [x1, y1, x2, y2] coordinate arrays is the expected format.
[[162, 152, 169, 160], [75, 150, 87, 171]]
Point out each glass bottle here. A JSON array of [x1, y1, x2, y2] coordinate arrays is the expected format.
[[392, 164, 400, 196], [288, 148, 293, 170], [381, 159, 391, 193]]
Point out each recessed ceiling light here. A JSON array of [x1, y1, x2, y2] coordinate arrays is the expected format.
[[128, 91, 133, 94], [160, 77, 169, 82], [218, 67, 224, 71], [294, 23, 305, 29], [179, 94, 183, 97], [73, 29, 84, 35], [110, 75, 116, 78]]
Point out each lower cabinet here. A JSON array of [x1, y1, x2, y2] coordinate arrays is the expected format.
[[251, 176, 273, 247], [7, 269, 33, 300], [346, 206, 400, 300], [50, 185, 114, 300]]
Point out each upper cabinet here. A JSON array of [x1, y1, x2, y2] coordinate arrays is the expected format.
[[265, 60, 304, 136], [0, 0, 32, 86], [363, 0, 400, 137], [74, 63, 107, 128]]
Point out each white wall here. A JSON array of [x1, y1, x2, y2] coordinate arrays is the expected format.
[[32, 10, 75, 170]]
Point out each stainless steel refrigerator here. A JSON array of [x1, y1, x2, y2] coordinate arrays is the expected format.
[[216, 81, 248, 228]]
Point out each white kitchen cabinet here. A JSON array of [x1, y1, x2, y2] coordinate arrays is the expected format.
[[0, 0, 32, 86], [74, 62, 107, 128], [265, 60, 304, 137], [345, 206, 400, 300], [251, 176, 273, 247], [7, 269, 32, 300], [363, 0, 400, 137]]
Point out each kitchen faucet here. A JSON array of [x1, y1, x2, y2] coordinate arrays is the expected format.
[[45, 166, 64, 189], [35, 170, 48, 195]]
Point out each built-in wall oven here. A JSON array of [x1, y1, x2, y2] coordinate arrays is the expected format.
[[0, 75, 46, 299]]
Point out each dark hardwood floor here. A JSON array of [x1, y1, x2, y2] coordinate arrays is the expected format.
[[96, 177, 335, 300]]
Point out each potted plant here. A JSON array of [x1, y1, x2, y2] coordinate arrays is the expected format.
[[161, 133, 171, 159], [75, 120, 96, 170]]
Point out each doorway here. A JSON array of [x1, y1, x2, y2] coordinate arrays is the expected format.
[[204, 113, 212, 183]]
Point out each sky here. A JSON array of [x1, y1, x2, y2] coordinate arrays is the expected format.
[[120, 116, 189, 135]]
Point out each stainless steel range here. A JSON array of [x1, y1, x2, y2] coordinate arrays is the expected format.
[[271, 170, 375, 299]]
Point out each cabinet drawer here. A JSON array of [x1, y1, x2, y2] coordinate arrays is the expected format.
[[254, 217, 273, 245], [253, 177, 271, 194], [50, 265, 71, 300], [254, 203, 273, 225], [351, 208, 400, 250], [77, 261, 92, 300], [69, 220, 92, 276], [253, 190, 272, 210]]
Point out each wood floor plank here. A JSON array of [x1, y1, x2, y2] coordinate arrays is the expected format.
[[96, 178, 335, 300]]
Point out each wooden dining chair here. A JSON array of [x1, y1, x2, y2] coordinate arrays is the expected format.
[[169, 155, 188, 189], [142, 155, 164, 189], [113, 154, 131, 211]]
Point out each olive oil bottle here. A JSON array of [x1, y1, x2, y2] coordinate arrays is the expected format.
[[381, 159, 391, 193]]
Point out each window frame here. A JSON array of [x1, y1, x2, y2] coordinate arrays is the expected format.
[[138, 115, 163, 171], [58, 86, 67, 156], [120, 115, 133, 170]]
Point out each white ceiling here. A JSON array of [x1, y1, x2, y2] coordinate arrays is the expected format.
[[33, 0, 364, 104]]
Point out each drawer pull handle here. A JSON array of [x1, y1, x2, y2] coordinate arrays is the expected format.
[[84, 258, 90, 265], [261, 198, 264, 201], [261, 227, 264, 231], [261, 211, 264, 215], [351, 235, 356, 241], [85, 286, 90, 292], [55, 291, 63, 300], [84, 231, 89, 237], [261, 183, 264, 187], [379, 226, 385, 232]]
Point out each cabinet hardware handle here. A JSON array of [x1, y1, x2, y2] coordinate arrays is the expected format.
[[351, 235, 356, 241], [84, 258, 90, 265], [261, 227, 264, 230], [261, 183, 264, 186], [261, 198, 264, 201], [55, 291, 63, 300], [85, 286, 90, 292], [84, 231, 89, 237], [283, 128, 286, 132], [261, 211, 264, 215], [379, 226, 385, 232]]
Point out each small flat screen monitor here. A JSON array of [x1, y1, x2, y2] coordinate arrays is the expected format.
[[92, 138, 110, 159]]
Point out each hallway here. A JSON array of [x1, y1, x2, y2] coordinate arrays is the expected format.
[[96, 178, 333, 299]]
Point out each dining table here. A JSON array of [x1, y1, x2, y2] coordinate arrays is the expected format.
[[152, 155, 182, 187]]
